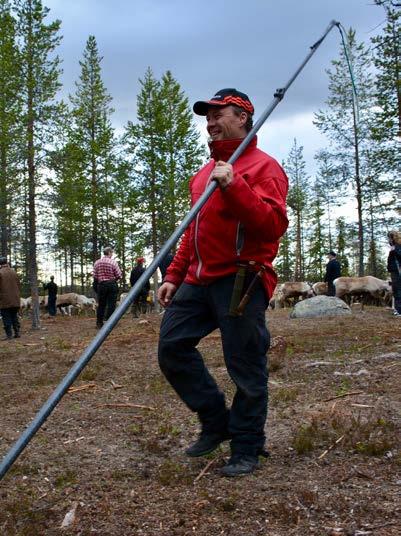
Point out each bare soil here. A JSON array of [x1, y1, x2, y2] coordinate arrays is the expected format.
[[0, 307, 400, 535]]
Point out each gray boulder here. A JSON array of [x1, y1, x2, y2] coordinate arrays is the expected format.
[[290, 295, 351, 319]]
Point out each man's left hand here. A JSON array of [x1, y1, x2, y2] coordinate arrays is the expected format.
[[211, 160, 233, 190]]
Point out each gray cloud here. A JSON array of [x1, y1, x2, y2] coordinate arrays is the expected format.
[[47, 0, 385, 164]]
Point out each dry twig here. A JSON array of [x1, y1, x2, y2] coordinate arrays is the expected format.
[[318, 435, 345, 460], [63, 436, 95, 444], [67, 383, 96, 394], [304, 361, 336, 368], [107, 379, 124, 389], [323, 390, 364, 402], [194, 456, 222, 483], [95, 403, 155, 410]]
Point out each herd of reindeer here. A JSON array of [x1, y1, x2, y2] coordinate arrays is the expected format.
[[270, 275, 393, 310], [15, 274, 394, 319]]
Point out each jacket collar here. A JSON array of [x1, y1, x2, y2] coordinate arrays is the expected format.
[[209, 136, 257, 161]]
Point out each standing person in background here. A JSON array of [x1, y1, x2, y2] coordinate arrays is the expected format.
[[93, 247, 122, 329], [157, 88, 288, 477], [387, 230, 401, 317], [0, 257, 21, 340], [130, 257, 150, 317], [324, 251, 341, 296], [44, 276, 58, 317]]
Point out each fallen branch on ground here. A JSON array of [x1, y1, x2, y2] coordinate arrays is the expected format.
[[107, 379, 124, 389], [63, 436, 95, 445], [318, 435, 345, 460], [67, 383, 96, 393], [95, 403, 155, 410], [304, 361, 336, 368], [194, 456, 222, 483], [323, 390, 364, 402]]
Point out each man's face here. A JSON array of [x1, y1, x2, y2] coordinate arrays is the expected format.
[[206, 106, 247, 141]]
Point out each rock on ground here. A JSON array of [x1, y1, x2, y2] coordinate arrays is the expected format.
[[290, 295, 351, 318]]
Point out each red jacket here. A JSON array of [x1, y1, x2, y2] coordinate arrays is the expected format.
[[164, 136, 288, 299]]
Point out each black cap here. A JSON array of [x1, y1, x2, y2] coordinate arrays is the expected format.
[[328, 251, 337, 257], [193, 88, 254, 116]]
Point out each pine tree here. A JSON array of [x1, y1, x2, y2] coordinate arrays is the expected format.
[[0, 1, 22, 258], [69, 35, 115, 264], [126, 68, 205, 257], [305, 182, 326, 281], [314, 149, 344, 251], [48, 125, 91, 289], [157, 70, 205, 244], [371, 2, 401, 147], [369, 1, 401, 221], [274, 232, 294, 282], [285, 139, 309, 281], [110, 156, 139, 288], [126, 67, 163, 262], [336, 217, 352, 276], [15, 0, 62, 328], [314, 29, 375, 277]]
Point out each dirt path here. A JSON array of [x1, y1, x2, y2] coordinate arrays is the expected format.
[[0, 308, 400, 535]]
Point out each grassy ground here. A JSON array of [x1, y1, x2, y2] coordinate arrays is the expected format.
[[0, 307, 400, 535]]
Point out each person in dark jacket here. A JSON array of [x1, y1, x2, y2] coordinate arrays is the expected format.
[[158, 252, 174, 281], [157, 88, 288, 477], [44, 276, 58, 316], [0, 257, 21, 340], [130, 257, 150, 317], [324, 251, 342, 296], [387, 230, 401, 317]]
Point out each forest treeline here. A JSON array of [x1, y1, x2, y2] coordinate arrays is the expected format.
[[0, 0, 399, 328]]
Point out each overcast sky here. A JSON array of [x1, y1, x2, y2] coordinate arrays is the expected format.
[[46, 0, 386, 175]]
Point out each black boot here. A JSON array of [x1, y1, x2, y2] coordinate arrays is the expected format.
[[185, 431, 230, 457], [220, 454, 260, 477]]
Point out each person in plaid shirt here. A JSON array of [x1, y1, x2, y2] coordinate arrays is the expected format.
[[93, 246, 122, 328]]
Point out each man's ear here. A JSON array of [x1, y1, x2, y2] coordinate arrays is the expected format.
[[239, 111, 247, 127]]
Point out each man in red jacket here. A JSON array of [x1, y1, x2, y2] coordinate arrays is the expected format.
[[158, 88, 288, 476]]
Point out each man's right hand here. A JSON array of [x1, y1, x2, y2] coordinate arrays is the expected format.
[[158, 282, 177, 308]]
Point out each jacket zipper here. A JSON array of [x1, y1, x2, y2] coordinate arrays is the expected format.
[[195, 212, 203, 280], [194, 171, 214, 280]]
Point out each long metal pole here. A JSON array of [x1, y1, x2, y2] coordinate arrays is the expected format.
[[0, 19, 339, 480]]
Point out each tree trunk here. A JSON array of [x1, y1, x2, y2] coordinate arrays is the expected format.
[[70, 246, 74, 287], [294, 210, 302, 281], [352, 100, 364, 276], [27, 65, 40, 329], [0, 146, 9, 257]]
